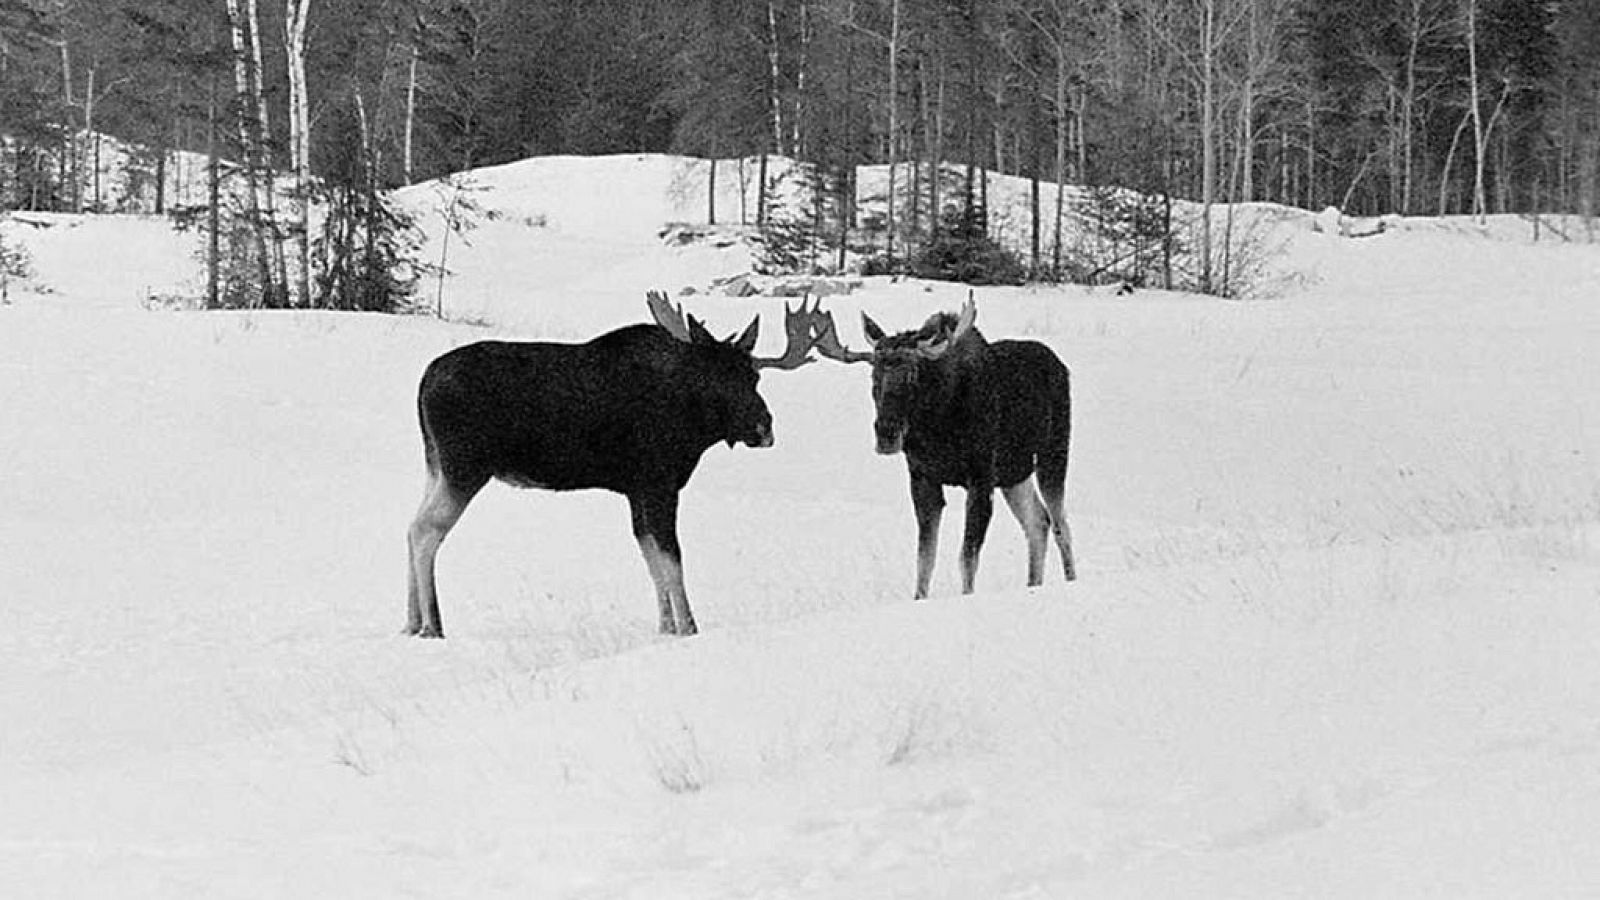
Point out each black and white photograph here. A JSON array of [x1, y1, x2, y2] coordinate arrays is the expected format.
[[3, 0, 1599, 895]]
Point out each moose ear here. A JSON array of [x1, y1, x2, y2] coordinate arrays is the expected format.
[[729, 316, 760, 354], [861, 311, 887, 346]]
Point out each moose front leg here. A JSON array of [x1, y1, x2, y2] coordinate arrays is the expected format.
[[629, 491, 697, 636], [910, 473, 945, 600], [959, 481, 995, 594]]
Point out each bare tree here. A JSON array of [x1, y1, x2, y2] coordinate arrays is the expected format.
[[1139, 0, 1250, 293], [827, 0, 906, 263], [1464, 0, 1486, 221], [1400, 0, 1452, 213], [223, 0, 274, 305], [285, 0, 311, 305]]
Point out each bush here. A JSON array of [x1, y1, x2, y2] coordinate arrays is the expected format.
[[909, 205, 1026, 286], [0, 229, 33, 302], [859, 253, 902, 277], [313, 180, 429, 313], [755, 199, 815, 275], [1069, 185, 1179, 288]]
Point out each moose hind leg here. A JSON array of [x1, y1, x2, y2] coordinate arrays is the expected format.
[[406, 470, 482, 638], [1001, 480, 1050, 587], [1036, 463, 1076, 582]]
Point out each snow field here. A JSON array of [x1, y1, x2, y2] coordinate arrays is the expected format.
[[3, 156, 1600, 896]]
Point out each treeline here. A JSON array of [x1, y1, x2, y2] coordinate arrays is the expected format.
[[1, 0, 1598, 295]]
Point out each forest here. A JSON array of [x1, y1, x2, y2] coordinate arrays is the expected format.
[[2, 0, 1598, 302]]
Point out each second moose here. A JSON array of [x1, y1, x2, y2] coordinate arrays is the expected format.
[[813, 297, 1076, 598]]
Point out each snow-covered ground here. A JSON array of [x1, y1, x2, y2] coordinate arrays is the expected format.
[[3, 156, 1600, 898]]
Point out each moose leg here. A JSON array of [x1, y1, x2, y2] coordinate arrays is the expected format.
[[406, 470, 483, 638], [959, 483, 995, 594], [1036, 461, 1076, 581], [910, 473, 945, 600], [1001, 480, 1050, 587], [629, 491, 696, 636]]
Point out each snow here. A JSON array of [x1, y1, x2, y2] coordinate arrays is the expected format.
[[4, 157, 1600, 897]]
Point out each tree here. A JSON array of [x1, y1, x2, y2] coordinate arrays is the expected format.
[[284, 0, 310, 305], [223, 0, 280, 305], [1552, 0, 1600, 232]]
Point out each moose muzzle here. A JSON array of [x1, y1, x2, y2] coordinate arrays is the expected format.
[[741, 418, 775, 448], [874, 421, 906, 455]]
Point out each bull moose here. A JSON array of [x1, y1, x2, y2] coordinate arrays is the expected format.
[[405, 291, 815, 638], [812, 297, 1076, 598]]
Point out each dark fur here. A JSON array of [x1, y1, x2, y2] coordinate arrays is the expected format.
[[868, 311, 1076, 597], [405, 323, 772, 638]]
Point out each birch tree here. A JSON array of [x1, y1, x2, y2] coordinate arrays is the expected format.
[[1465, 0, 1487, 221], [285, 0, 310, 305]]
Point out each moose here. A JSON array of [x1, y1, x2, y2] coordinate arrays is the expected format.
[[812, 297, 1076, 598], [405, 291, 815, 638]]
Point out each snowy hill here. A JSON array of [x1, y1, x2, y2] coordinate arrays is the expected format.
[[3, 156, 1600, 897]]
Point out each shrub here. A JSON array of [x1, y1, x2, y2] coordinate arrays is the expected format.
[[909, 205, 1026, 286], [1069, 185, 1179, 288], [0, 228, 33, 302], [313, 180, 430, 313]]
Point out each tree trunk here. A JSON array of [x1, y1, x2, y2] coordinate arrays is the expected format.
[[225, 0, 273, 307], [1198, 0, 1217, 294], [1439, 105, 1473, 215], [1466, 0, 1487, 222], [707, 157, 717, 224], [404, 43, 418, 185], [886, 0, 900, 265], [766, 0, 785, 156], [962, 0, 978, 229], [1401, 0, 1424, 214], [793, 0, 809, 156], [1052, 42, 1067, 275], [286, 0, 312, 307], [247, 0, 288, 302], [1306, 99, 1316, 209], [1240, 79, 1255, 203], [207, 78, 221, 309], [757, 152, 769, 226], [85, 66, 97, 212]]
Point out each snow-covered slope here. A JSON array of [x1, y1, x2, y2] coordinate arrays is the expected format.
[[3, 157, 1600, 897]]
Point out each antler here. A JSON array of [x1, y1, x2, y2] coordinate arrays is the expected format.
[[751, 299, 820, 370], [645, 290, 693, 343], [648, 290, 819, 367], [810, 304, 874, 364], [913, 295, 977, 360]]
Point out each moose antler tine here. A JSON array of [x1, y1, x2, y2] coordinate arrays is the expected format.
[[752, 299, 821, 371], [951, 293, 978, 340], [810, 304, 874, 364], [645, 289, 693, 343], [686, 313, 717, 345]]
